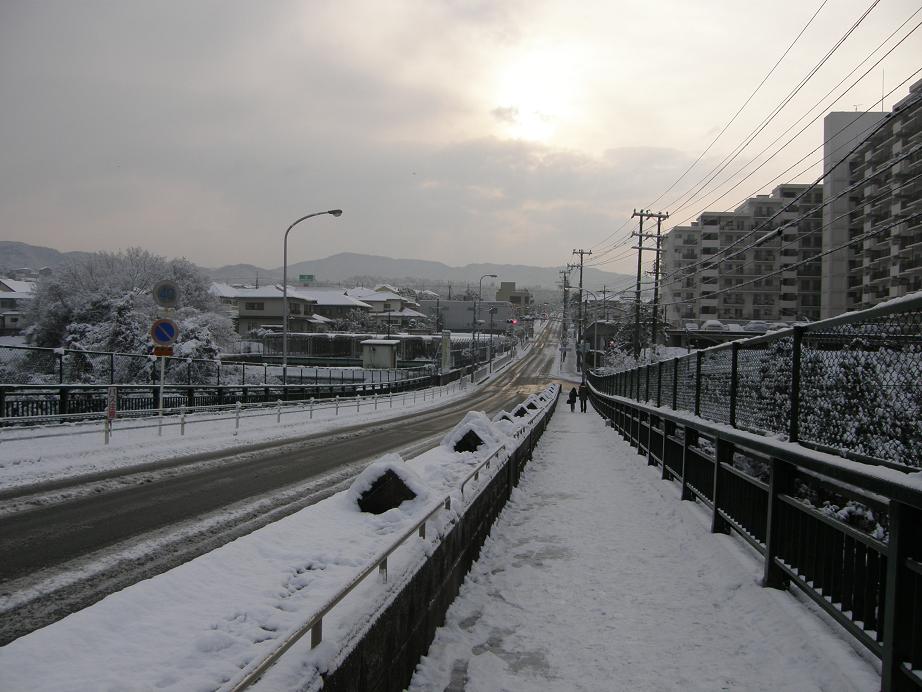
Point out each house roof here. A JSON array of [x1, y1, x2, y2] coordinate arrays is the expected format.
[[0, 279, 35, 293], [209, 283, 314, 302], [290, 288, 371, 308], [373, 307, 427, 319], [0, 291, 33, 301], [346, 287, 403, 302]]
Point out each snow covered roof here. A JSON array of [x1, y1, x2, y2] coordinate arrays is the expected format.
[[0, 279, 35, 293], [0, 291, 33, 301], [360, 339, 400, 345], [290, 288, 371, 308], [307, 313, 333, 324], [346, 287, 403, 302], [373, 307, 427, 319], [373, 283, 401, 294], [209, 283, 316, 303]]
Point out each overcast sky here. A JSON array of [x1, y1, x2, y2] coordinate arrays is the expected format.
[[1, 0, 919, 274]]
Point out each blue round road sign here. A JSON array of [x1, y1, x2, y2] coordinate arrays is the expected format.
[[151, 318, 179, 346]]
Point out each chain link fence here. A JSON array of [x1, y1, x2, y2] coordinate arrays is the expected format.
[[590, 294, 922, 469]]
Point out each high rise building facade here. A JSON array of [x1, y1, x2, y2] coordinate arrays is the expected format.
[[822, 79, 922, 316], [661, 184, 823, 328]]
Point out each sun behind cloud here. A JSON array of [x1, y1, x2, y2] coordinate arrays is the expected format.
[[489, 42, 584, 143]]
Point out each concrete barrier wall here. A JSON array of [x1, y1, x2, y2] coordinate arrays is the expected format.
[[321, 390, 559, 692]]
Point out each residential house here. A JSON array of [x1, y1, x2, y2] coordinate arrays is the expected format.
[[0, 278, 35, 335]]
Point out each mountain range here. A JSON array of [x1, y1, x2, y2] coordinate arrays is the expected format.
[[208, 252, 632, 291], [0, 242, 632, 291]]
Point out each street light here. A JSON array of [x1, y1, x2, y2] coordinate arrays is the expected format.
[[474, 273, 497, 380], [581, 289, 607, 379], [282, 209, 342, 384]]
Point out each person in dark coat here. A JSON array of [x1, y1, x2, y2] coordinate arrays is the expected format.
[[567, 386, 578, 412], [578, 382, 589, 412]]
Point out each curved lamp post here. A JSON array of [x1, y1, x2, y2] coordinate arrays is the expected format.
[[473, 273, 498, 381], [282, 209, 343, 383], [580, 289, 606, 379]]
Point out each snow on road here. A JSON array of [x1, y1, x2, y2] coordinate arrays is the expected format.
[[410, 405, 880, 692]]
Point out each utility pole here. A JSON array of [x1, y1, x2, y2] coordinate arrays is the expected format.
[[650, 212, 669, 354], [559, 269, 569, 336], [601, 285, 608, 321], [631, 209, 669, 359], [571, 250, 591, 371]]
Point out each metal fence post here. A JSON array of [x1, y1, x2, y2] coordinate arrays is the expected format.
[[672, 358, 678, 410], [694, 351, 702, 417], [789, 326, 804, 443], [880, 501, 922, 692], [762, 457, 795, 589], [657, 361, 663, 407], [729, 343, 739, 428], [58, 352, 64, 384], [109, 353, 115, 384], [711, 438, 732, 534]]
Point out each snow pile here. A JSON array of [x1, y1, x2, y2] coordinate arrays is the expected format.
[[440, 411, 510, 456], [345, 453, 432, 512], [0, 390, 558, 692]]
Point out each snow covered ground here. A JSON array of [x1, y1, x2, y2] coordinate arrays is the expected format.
[[409, 405, 881, 692]]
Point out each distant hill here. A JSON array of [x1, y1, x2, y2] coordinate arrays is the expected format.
[[209, 252, 633, 291], [0, 242, 633, 291], [0, 241, 93, 272]]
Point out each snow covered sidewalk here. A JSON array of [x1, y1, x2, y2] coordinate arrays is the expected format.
[[410, 406, 880, 691]]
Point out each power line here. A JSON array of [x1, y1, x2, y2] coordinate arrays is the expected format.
[[663, 0, 881, 218], [652, 93, 922, 290], [668, 16, 922, 229], [645, 0, 830, 211]]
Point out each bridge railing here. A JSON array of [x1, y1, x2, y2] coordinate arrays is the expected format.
[[593, 293, 922, 470], [589, 370, 922, 691]]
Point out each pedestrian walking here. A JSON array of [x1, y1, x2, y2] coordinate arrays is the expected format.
[[578, 382, 589, 413], [567, 386, 577, 413]]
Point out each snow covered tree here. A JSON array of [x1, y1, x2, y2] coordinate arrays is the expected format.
[[21, 249, 237, 385]]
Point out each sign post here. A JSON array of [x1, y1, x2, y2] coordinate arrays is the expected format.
[[105, 385, 117, 444], [150, 317, 179, 436]]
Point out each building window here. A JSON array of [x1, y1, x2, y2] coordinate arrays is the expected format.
[[244, 302, 265, 311]]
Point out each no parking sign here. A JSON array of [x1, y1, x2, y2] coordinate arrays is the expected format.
[[151, 318, 178, 347]]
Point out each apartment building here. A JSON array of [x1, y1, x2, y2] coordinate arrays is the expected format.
[[661, 183, 824, 328], [495, 282, 532, 313], [822, 79, 922, 316]]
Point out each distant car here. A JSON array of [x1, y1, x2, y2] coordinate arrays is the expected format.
[[769, 322, 790, 330], [701, 320, 727, 331], [743, 320, 770, 333], [684, 322, 699, 331], [724, 323, 743, 331]]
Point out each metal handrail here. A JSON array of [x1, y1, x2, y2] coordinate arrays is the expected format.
[[0, 377, 438, 427], [590, 386, 922, 511], [459, 445, 506, 496], [229, 496, 450, 692]]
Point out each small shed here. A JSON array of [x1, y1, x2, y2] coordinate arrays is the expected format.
[[361, 339, 399, 369]]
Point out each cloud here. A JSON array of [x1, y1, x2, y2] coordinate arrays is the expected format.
[[491, 106, 520, 124]]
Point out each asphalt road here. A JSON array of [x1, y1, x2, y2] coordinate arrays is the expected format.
[[0, 325, 560, 643]]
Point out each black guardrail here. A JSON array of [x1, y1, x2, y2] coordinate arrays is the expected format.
[[590, 294, 922, 470], [587, 385, 922, 692]]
